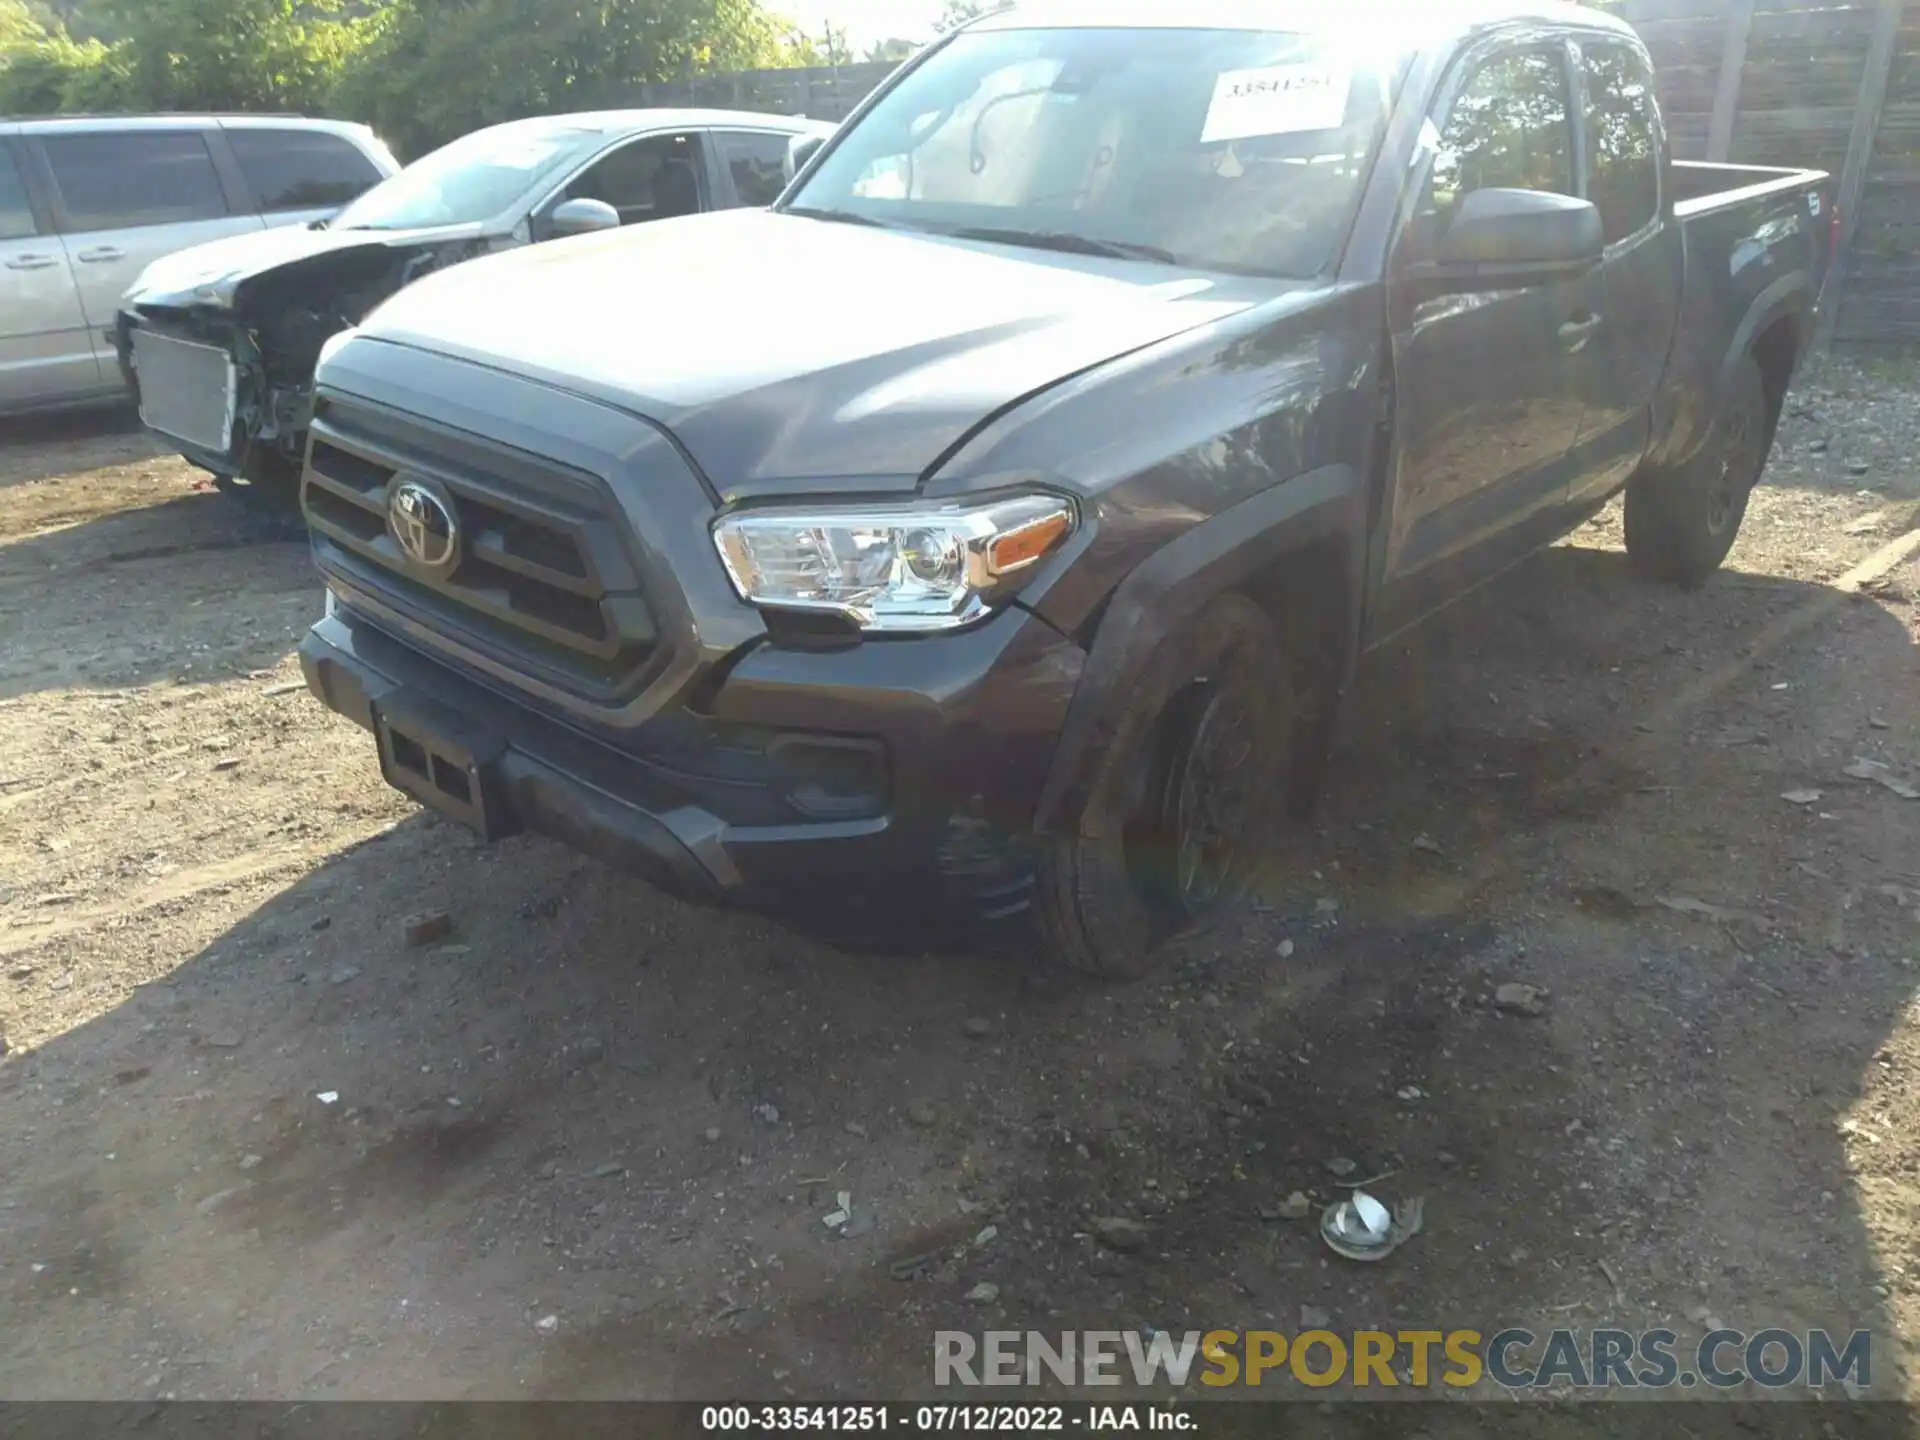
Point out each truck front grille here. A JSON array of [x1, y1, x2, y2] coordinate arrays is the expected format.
[[301, 398, 659, 702]]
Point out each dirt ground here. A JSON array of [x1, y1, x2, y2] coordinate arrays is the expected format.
[[1, 366, 1918, 1414]]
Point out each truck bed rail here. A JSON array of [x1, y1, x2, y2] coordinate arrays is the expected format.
[[1672, 160, 1829, 218]]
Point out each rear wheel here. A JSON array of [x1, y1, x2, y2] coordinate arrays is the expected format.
[[1034, 593, 1293, 980], [1624, 353, 1771, 588]]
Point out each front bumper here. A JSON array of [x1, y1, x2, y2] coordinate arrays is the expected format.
[[301, 595, 1086, 918]]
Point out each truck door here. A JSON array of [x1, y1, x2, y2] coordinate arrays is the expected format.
[[1567, 36, 1682, 508], [1378, 39, 1604, 626]]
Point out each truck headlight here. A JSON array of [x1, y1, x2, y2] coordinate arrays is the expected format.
[[712, 493, 1076, 633]]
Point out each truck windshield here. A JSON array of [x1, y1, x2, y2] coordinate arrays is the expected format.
[[332, 122, 596, 232], [784, 25, 1401, 278]]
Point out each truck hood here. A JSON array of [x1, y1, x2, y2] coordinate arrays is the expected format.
[[126, 221, 486, 310], [349, 207, 1275, 489]]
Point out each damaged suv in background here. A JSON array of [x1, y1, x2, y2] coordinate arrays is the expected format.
[[116, 109, 835, 517]]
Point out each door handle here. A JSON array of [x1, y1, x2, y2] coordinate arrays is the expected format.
[[5, 253, 59, 271], [75, 247, 126, 264], [1558, 312, 1603, 352]]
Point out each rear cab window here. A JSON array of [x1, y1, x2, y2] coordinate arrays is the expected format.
[[225, 128, 384, 212], [717, 130, 794, 206], [40, 131, 231, 230], [1579, 40, 1660, 243]]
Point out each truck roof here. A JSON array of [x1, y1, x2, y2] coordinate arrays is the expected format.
[[973, 0, 1636, 43]]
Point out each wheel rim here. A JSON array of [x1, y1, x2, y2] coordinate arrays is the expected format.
[[1166, 682, 1257, 913]]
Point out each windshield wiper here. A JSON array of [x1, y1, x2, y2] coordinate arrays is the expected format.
[[936, 226, 1179, 264], [783, 205, 897, 229]]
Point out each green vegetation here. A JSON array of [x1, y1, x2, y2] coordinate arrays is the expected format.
[[935, 0, 1004, 33], [0, 0, 875, 152]]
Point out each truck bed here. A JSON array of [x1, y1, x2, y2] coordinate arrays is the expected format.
[[1644, 160, 1834, 480]]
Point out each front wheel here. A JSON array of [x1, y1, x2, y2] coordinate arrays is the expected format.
[[1034, 593, 1293, 980], [1624, 353, 1771, 588]]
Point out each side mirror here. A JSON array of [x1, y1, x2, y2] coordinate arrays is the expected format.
[[784, 133, 827, 182], [1423, 188, 1604, 287], [548, 197, 621, 238]]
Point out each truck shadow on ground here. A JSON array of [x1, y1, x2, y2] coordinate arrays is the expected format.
[[1, 537, 1915, 1414]]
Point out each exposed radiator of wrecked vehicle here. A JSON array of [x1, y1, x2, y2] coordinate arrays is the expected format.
[[117, 233, 495, 510]]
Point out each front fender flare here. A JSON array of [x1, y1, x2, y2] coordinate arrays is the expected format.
[[1032, 463, 1364, 837]]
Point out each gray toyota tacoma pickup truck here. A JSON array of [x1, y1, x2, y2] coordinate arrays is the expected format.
[[297, 0, 1834, 977]]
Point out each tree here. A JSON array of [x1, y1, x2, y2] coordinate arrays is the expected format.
[[334, 0, 794, 159], [0, 0, 135, 114], [3, 0, 829, 144], [818, 19, 851, 67], [935, 0, 1004, 33], [779, 26, 827, 66], [30, 1, 87, 27], [90, 0, 377, 113], [1, 0, 46, 49], [864, 37, 915, 63], [3, 0, 375, 115]]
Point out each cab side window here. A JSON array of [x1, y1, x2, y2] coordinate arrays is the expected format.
[[565, 132, 705, 224], [1417, 45, 1575, 247], [1581, 41, 1660, 243]]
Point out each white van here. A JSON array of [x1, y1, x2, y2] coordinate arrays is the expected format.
[[0, 114, 397, 415]]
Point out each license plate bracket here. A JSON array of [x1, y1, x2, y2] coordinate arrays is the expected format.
[[374, 693, 517, 841]]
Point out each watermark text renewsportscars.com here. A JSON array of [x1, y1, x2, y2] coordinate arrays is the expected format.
[[934, 1328, 1872, 1391]]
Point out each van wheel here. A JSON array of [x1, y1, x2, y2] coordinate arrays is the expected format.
[[1624, 353, 1770, 588], [1034, 593, 1292, 980]]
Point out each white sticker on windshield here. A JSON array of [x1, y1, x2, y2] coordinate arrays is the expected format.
[[1201, 63, 1352, 144]]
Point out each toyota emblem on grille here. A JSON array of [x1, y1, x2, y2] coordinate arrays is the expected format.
[[388, 477, 459, 571]]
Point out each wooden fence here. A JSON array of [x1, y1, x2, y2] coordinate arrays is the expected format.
[[1604, 0, 1917, 347]]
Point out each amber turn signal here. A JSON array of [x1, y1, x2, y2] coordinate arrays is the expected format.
[[987, 510, 1072, 575]]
